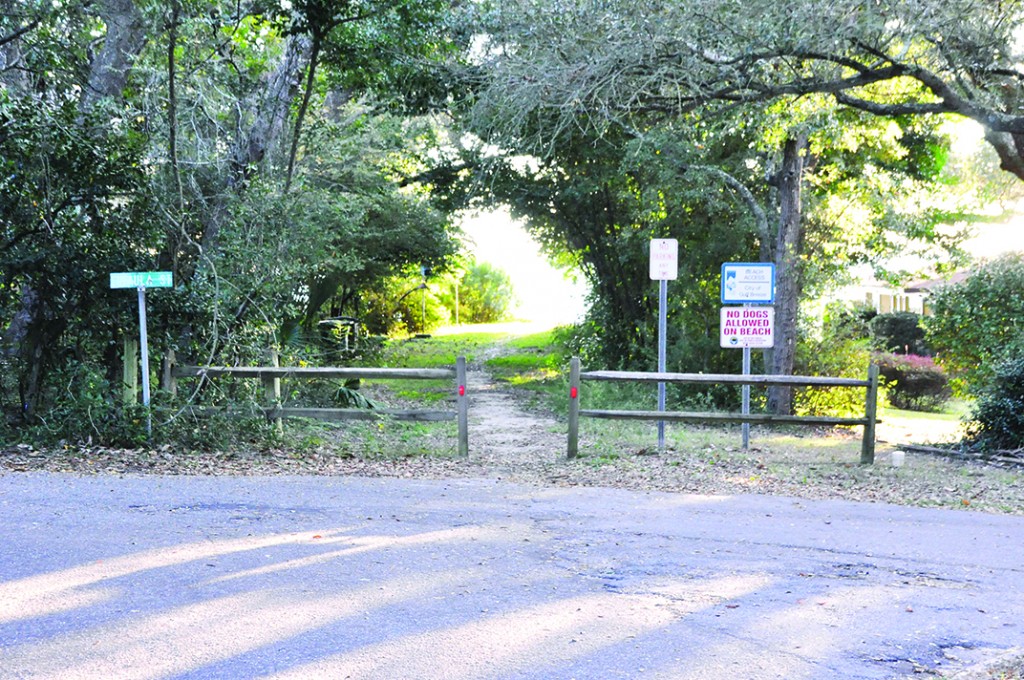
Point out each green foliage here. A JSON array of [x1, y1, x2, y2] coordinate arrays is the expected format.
[[0, 91, 159, 420], [822, 301, 877, 342], [456, 261, 516, 324], [870, 312, 928, 355], [7, 363, 150, 449], [0, 0, 465, 447], [926, 253, 1024, 395], [965, 354, 1024, 451], [794, 331, 873, 418], [875, 353, 951, 412]]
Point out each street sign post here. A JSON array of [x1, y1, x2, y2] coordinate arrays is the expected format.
[[721, 262, 776, 450], [650, 239, 678, 450], [110, 271, 173, 436]]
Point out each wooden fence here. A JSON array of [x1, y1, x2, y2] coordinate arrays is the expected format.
[[169, 354, 469, 457], [567, 357, 880, 464]]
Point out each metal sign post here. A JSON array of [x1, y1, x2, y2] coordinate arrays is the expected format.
[[650, 239, 678, 450], [111, 271, 173, 436], [721, 263, 775, 450], [741, 326, 752, 450]]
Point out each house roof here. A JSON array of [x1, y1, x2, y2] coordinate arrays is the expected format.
[[904, 271, 971, 293]]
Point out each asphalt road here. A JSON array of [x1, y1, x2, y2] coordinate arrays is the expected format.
[[1, 472, 1021, 679]]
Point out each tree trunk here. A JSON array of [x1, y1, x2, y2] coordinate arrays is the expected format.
[[79, 0, 147, 111], [767, 135, 808, 415], [199, 34, 310, 258]]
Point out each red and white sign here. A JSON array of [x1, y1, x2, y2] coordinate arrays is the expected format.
[[720, 306, 774, 348], [650, 239, 678, 280]]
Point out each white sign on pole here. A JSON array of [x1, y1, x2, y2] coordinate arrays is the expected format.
[[721, 263, 774, 303], [720, 306, 774, 348], [650, 239, 678, 280]]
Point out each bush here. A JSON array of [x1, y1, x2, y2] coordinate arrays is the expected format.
[[822, 301, 877, 342], [875, 353, 951, 412], [870, 312, 927, 354], [794, 335, 873, 418], [927, 253, 1024, 395], [457, 262, 517, 323], [965, 355, 1024, 451]]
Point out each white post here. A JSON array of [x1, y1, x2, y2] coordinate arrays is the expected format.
[[742, 345, 751, 450], [657, 278, 667, 450], [137, 286, 152, 437]]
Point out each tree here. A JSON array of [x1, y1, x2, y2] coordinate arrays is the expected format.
[[0, 0, 467, 436], [926, 253, 1024, 395], [460, 0, 980, 411], [457, 261, 516, 323], [471, 0, 1024, 182]]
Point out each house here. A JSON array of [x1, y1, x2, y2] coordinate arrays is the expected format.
[[835, 272, 970, 316]]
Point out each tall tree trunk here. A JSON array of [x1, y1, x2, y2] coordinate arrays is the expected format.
[[767, 135, 808, 415], [284, 33, 322, 193], [198, 35, 310, 259], [79, 0, 147, 111]]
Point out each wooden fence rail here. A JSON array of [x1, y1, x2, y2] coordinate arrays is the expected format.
[[567, 357, 880, 464], [170, 355, 469, 457]]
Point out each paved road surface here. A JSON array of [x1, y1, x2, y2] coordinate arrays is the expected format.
[[1, 472, 1021, 679]]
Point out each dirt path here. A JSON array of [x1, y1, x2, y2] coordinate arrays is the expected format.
[[460, 342, 568, 481]]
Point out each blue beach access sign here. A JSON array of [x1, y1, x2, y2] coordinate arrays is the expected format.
[[721, 263, 775, 304]]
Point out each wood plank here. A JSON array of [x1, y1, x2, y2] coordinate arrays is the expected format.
[[269, 407, 456, 422], [579, 409, 868, 427], [860, 363, 880, 464], [456, 357, 469, 456], [181, 406, 456, 422], [579, 370, 868, 388], [174, 366, 454, 380]]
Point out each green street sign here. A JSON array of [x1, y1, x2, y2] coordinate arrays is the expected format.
[[109, 271, 173, 289]]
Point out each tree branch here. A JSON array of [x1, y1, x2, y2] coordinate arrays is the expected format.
[[0, 18, 39, 50]]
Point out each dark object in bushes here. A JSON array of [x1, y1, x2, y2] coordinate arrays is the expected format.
[[870, 312, 927, 355], [875, 353, 951, 412], [966, 355, 1024, 451]]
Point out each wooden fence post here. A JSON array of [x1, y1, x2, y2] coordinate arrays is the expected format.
[[123, 338, 138, 405], [568, 356, 581, 459], [456, 356, 468, 457], [861, 363, 880, 465], [263, 347, 282, 433]]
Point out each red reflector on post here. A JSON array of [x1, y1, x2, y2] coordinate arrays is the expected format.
[[570, 387, 578, 399], [458, 385, 466, 396]]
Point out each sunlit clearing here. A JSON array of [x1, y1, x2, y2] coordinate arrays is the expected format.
[[1, 572, 479, 680], [266, 575, 767, 679]]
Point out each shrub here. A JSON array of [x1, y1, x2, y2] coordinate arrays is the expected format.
[[875, 353, 951, 412], [965, 355, 1024, 451], [794, 335, 873, 418], [822, 301, 877, 342], [870, 312, 927, 354], [927, 253, 1024, 395], [457, 262, 517, 324]]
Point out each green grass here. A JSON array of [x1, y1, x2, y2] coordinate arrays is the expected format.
[[881, 398, 970, 423], [378, 331, 510, 369]]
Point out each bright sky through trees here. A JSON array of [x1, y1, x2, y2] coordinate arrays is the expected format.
[[459, 209, 588, 325]]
